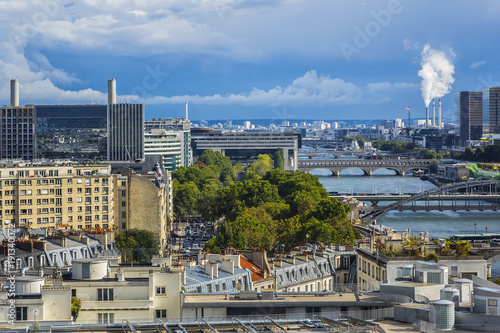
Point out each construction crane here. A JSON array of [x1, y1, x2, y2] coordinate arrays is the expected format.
[[403, 106, 412, 128]]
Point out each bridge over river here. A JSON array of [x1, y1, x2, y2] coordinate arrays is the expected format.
[[359, 180, 500, 225], [298, 159, 432, 176]]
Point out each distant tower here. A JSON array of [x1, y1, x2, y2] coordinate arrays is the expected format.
[[439, 99, 442, 128], [185, 101, 188, 120], [432, 98, 436, 127], [10, 79, 19, 107], [108, 79, 116, 104]]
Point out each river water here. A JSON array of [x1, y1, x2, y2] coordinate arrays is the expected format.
[[311, 168, 500, 277]]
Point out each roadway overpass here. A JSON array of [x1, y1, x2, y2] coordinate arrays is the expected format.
[[298, 159, 432, 176]]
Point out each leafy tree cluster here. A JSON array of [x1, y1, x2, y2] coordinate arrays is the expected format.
[[273, 148, 285, 171], [204, 169, 360, 253], [172, 150, 242, 217], [115, 229, 159, 264], [462, 145, 500, 163], [371, 140, 418, 154]]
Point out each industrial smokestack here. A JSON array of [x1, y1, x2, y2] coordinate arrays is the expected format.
[[185, 101, 188, 120], [432, 99, 435, 127], [10, 79, 19, 107], [108, 79, 116, 104], [439, 99, 442, 128], [426, 106, 429, 128]]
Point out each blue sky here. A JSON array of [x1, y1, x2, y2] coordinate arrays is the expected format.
[[1, 0, 499, 121]]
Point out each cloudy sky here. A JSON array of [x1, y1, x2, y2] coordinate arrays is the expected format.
[[1, 0, 499, 121]]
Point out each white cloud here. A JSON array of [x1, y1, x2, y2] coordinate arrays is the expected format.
[[135, 71, 416, 107], [470, 60, 487, 69], [403, 39, 420, 51]]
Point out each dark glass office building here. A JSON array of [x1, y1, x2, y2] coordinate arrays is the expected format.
[[35, 105, 108, 160], [483, 87, 500, 135], [455, 91, 483, 145]]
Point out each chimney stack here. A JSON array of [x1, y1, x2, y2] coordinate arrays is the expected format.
[[425, 106, 429, 128], [439, 99, 442, 128], [108, 79, 116, 104], [10, 79, 19, 107], [432, 99, 435, 127], [185, 101, 188, 120]]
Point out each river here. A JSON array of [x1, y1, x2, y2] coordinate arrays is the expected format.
[[311, 168, 500, 277]]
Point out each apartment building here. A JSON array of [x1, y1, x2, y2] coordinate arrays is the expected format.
[[0, 162, 114, 230]]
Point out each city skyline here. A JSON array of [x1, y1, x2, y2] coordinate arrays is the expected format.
[[0, 1, 499, 120]]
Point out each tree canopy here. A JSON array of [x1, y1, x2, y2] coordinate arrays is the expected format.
[[204, 170, 360, 253], [172, 149, 361, 253], [115, 229, 159, 264]]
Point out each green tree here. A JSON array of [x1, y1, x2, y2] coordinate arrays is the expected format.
[[273, 148, 285, 171], [71, 297, 82, 319], [429, 159, 439, 173], [173, 181, 201, 217], [464, 147, 474, 161], [244, 154, 273, 180], [115, 229, 159, 264]]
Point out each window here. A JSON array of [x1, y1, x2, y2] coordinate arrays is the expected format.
[[98, 288, 114, 301], [98, 313, 114, 324], [156, 286, 167, 295], [122, 212, 126, 218], [121, 190, 126, 196], [67, 188, 73, 194], [94, 187, 99, 193], [85, 188, 91, 195], [72, 289, 77, 297], [16, 307, 28, 321], [156, 310, 167, 319], [121, 201, 126, 207], [28, 257, 34, 268], [94, 196, 100, 202], [68, 197, 73, 203], [489, 299, 498, 307]]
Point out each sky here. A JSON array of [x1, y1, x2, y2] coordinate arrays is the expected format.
[[0, 0, 499, 121]]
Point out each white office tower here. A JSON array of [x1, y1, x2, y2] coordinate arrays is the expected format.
[[394, 118, 403, 128], [332, 122, 339, 129], [243, 121, 251, 130], [313, 120, 325, 130]]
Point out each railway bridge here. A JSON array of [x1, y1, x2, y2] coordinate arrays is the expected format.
[[298, 159, 432, 176], [361, 180, 500, 225]]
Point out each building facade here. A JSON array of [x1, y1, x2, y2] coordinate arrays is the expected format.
[[35, 105, 108, 161], [107, 103, 145, 161], [0, 162, 114, 230], [0, 106, 36, 161], [483, 87, 500, 135], [455, 91, 483, 145], [144, 118, 191, 171], [191, 128, 301, 171]]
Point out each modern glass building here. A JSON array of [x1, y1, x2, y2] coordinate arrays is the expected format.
[[483, 87, 500, 135], [0, 106, 36, 160], [455, 91, 483, 145], [144, 118, 191, 171], [35, 105, 108, 160]]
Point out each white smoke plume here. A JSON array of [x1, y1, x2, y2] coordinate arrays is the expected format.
[[418, 44, 455, 107]]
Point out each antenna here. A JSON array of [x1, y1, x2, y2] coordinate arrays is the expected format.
[[403, 106, 412, 128]]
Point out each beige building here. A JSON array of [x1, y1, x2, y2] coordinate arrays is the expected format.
[[0, 162, 115, 230], [115, 167, 173, 249], [0, 161, 173, 249]]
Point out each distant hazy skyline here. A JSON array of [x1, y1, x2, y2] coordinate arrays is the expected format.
[[1, 0, 499, 121]]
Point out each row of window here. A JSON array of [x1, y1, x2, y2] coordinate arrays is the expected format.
[[0, 177, 110, 186], [1, 196, 111, 206], [0, 168, 108, 178]]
